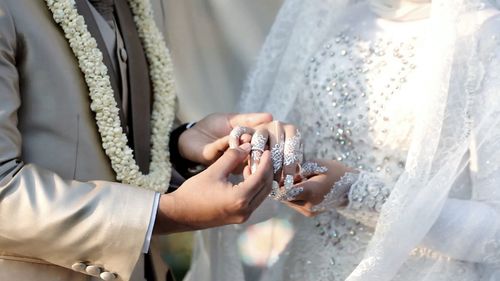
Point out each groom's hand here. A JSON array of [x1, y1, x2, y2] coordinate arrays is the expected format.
[[154, 143, 273, 234], [178, 112, 273, 166]]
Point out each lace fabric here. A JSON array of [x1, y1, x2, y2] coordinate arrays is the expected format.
[[187, 1, 500, 281], [312, 172, 359, 212]]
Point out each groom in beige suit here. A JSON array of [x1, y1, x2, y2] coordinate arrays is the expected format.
[[0, 0, 274, 280]]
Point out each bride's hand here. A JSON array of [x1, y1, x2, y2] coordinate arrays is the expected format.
[[282, 160, 353, 217], [229, 120, 302, 184]]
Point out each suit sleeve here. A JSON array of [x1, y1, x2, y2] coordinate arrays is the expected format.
[[0, 2, 157, 281]]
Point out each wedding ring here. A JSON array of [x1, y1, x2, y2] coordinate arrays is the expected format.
[[251, 133, 267, 152], [250, 131, 268, 174], [271, 136, 285, 174]]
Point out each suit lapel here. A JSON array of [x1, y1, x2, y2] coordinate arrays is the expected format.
[[115, 0, 152, 174], [75, 0, 126, 129]]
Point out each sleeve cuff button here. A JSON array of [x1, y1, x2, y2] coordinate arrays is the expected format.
[[100, 272, 116, 280], [85, 265, 101, 276], [71, 262, 86, 272]]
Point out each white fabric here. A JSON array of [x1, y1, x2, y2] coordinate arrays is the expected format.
[[367, 0, 431, 21], [142, 192, 160, 253], [189, 0, 500, 280]]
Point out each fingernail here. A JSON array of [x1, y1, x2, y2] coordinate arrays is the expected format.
[[284, 174, 294, 190], [239, 143, 251, 153]]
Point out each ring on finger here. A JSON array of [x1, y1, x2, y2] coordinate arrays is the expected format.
[[250, 132, 267, 173], [271, 135, 285, 174], [270, 184, 304, 201]]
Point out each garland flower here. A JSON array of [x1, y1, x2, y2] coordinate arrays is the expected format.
[[45, 0, 176, 193]]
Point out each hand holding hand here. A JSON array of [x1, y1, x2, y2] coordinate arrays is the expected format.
[[178, 113, 273, 166], [154, 143, 273, 234], [229, 121, 303, 183], [280, 160, 354, 217]]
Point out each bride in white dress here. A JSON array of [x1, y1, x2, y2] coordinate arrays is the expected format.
[[185, 0, 500, 280]]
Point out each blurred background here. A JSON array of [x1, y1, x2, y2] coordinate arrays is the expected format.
[[150, 0, 283, 279]]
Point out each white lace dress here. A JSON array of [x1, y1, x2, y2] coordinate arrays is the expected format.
[[258, 4, 497, 281]]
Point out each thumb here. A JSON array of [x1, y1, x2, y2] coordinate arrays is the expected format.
[[206, 143, 251, 179]]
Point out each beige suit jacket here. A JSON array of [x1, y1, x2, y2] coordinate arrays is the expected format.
[[0, 0, 171, 280]]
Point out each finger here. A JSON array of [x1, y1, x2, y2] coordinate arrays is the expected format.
[[282, 201, 318, 217], [237, 151, 273, 198], [268, 121, 285, 181], [240, 133, 253, 144], [206, 143, 251, 179], [202, 136, 230, 164], [286, 175, 332, 206], [211, 136, 229, 151], [229, 126, 255, 149], [268, 180, 280, 199], [285, 180, 322, 202], [250, 130, 269, 174], [229, 112, 273, 128], [299, 161, 328, 179], [269, 182, 306, 201], [243, 165, 251, 179], [248, 177, 274, 212], [282, 126, 302, 190]]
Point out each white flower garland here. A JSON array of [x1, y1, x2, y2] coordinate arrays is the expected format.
[[45, 0, 176, 192]]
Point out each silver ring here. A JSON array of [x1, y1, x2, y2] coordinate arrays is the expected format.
[[251, 133, 267, 152], [271, 136, 285, 173]]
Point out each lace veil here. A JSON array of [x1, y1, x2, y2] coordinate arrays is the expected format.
[[186, 0, 500, 280]]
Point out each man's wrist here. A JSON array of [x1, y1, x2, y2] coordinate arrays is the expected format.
[[177, 125, 193, 160], [169, 123, 201, 178], [153, 194, 193, 235]]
